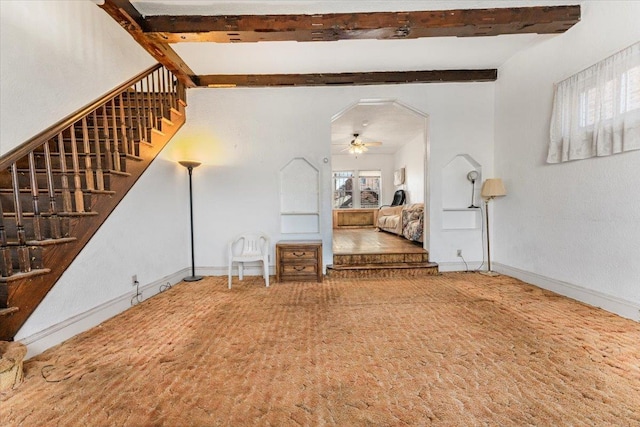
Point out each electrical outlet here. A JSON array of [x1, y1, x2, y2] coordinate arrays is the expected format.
[[456, 249, 463, 257], [132, 274, 138, 286]]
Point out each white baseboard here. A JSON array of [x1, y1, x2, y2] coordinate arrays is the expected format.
[[19, 268, 190, 359], [437, 261, 484, 272], [493, 263, 640, 322]]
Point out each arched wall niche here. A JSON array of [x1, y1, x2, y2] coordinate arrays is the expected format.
[[442, 154, 481, 230], [280, 157, 320, 234]]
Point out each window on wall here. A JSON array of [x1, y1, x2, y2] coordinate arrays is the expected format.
[[359, 170, 381, 208], [332, 170, 381, 209], [548, 42, 640, 163], [579, 65, 640, 127], [333, 171, 354, 209]]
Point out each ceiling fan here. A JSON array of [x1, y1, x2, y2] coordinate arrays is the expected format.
[[342, 133, 382, 154]]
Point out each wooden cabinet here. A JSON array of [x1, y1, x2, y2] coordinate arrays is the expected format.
[[332, 209, 379, 229], [276, 240, 323, 283]]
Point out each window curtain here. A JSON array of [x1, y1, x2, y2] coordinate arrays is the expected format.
[[548, 42, 640, 163]]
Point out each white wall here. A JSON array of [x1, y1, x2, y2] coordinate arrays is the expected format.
[[494, 1, 640, 316], [331, 153, 395, 207], [3, 1, 190, 355], [394, 134, 425, 205], [0, 1, 155, 155], [181, 83, 494, 272]]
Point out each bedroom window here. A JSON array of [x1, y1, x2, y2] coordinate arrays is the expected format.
[[548, 42, 640, 163]]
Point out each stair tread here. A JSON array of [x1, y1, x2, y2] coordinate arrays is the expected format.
[[5, 237, 77, 246], [0, 187, 115, 195], [0, 268, 51, 283], [0, 307, 19, 317], [125, 153, 143, 161], [87, 189, 116, 195], [26, 149, 136, 155], [3, 211, 98, 217], [108, 169, 131, 177], [8, 168, 131, 176]]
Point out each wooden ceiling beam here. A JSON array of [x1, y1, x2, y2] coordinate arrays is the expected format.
[[198, 70, 497, 88], [99, 0, 199, 87], [143, 5, 580, 43]]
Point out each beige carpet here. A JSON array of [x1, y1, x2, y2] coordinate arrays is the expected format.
[[1, 273, 639, 426]]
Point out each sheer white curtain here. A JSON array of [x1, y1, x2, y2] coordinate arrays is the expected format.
[[548, 42, 640, 163]]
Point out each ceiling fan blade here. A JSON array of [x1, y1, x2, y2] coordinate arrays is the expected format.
[[363, 141, 382, 146]]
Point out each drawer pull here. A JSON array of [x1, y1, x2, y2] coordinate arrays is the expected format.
[[292, 252, 306, 257], [293, 266, 307, 271]]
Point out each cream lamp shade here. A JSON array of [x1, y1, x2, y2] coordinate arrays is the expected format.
[[481, 178, 507, 199]]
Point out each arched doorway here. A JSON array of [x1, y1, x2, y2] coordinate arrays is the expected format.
[[329, 99, 430, 263]]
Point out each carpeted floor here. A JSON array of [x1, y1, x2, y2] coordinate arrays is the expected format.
[[2, 273, 639, 426]]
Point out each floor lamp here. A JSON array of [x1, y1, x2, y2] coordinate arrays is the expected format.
[[179, 160, 203, 282], [480, 178, 506, 276]]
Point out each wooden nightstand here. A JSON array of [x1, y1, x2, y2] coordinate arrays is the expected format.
[[275, 240, 323, 283]]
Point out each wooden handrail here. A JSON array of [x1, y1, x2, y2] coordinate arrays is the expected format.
[[0, 63, 163, 169]]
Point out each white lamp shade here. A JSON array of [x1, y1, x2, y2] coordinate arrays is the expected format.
[[481, 178, 506, 198]]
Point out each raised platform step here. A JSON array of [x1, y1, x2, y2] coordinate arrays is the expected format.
[[326, 261, 439, 279], [333, 251, 429, 266]]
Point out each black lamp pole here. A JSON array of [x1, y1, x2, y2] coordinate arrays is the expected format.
[[179, 160, 203, 282]]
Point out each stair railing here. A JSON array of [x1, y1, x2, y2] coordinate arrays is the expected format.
[[0, 64, 185, 277]]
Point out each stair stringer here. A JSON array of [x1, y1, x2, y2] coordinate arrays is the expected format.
[[0, 104, 185, 341]]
